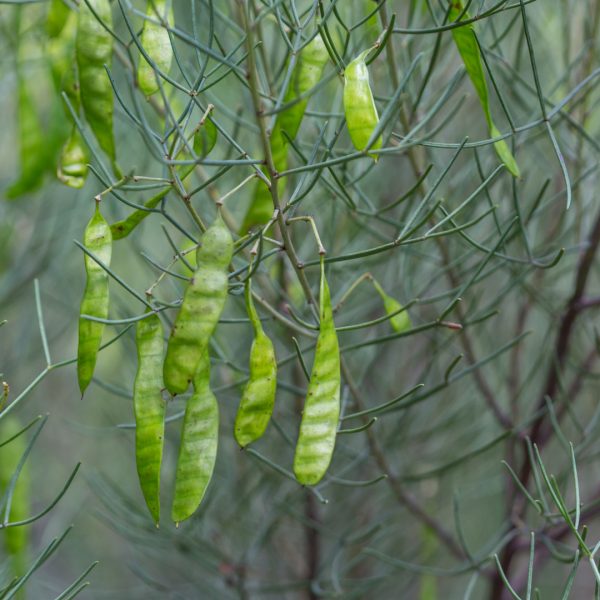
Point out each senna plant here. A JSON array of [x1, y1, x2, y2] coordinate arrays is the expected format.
[[3, 0, 600, 598]]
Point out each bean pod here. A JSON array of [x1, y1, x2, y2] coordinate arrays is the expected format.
[[0, 417, 30, 581], [163, 212, 233, 395], [449, 1, 520, 177], [137, 0, 173, 97], [58, 128, 88, 189], [240, 34, 328, 233], [343, 49, 382, 159], [234, 278, 277, 448], [133, 310, 166, 525], [278, 33, 329, 142], [171, 354, 219, 524], [372, 278, 411, 333], [76, 0, 116, 164], [77, 203, 112, 396], [293, 258, 341, 485]]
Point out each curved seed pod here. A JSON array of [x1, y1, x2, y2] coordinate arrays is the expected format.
[[193, 117, 218, 159], [343, 48, 382, 160], [134, 310, 166, 525], [171, 354, 218, 524], [449, 1, 519, 177], [234, 278, 277, 448], [278, 33, 329, 142], [371, 279, 411, 333], [77, 204, 112, 396], [293, 258, 341, 486], [76, 0, 116, 163], [6, 78, 47, 199], [0, 417, 30, 580], [110, 187, 169, 240], [58, 127, 88, 189], [163, 212, 233, 395], [137, 0, 173, 97]]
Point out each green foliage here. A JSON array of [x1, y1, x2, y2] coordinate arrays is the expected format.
[[2, 0, 600, 598]]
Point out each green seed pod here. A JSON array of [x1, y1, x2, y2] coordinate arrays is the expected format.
[[193, 117, 218, 160], [293, 258, 341, 486], [240, 35, 328, 234], [171, 354, 219, 524], [239, 123, 287, 234], [58, 127, 88, 189], [278, 33, 329, 142], [77, 204, 112, 396], [137, 0, 174, 97], [0, 417, 30, 581], [109, 187, 169, 240], [46, 0, 71, 38], [372, 279, 411, 333], [6, 78, 47, 199], [163, 212, 233, 395], [343, 49, 382, 160], [449, 1, 520, 177], [134, 310, 166, 525], [76, 0, 116, 163], [234, 278, 277, 448]]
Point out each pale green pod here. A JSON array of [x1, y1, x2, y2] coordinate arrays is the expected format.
[[58, 127, 88, 189], [163, 212, 233, 395], [137, 0, 173, 97], [449, 1, 519, 177], [76, 0, 116, 163], [278, 33, 329, 142], [293, 258, 341, 486], [171, 354, 219, 524], [133, 310, 166, 525], [372, 279, 411, 333], [110, 187, 169, 240], [77, 204, 112, 395], [234, 279, 277, 448], [0, 417, 30, 582], [343, 48, 382, 159]]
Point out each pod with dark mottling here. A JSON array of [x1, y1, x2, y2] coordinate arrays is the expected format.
[[163, 212, 233, 395], [343, 49, 382, 159], [234, 278, 277, 447], [293, 258, 340, 485], [133, 310, 166, 525], [171, 354, 218, 524], [137, 0, 173, 97], [77, 204, 112, 395]]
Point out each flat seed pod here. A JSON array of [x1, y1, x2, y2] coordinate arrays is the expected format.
[[137, 0, 174, 97], [449, 1, 520, 177], [163, 212, 233, 395], [293, 258, 341, 485], [278, 33, 329, 141], [0, 417, 30, 579], [58, 127, 88, 189], [77, 204, 112, 396], [343, 48, 382, 160], [76, 0, 116, 163], [372, 279, 411, 333], [234, 278, 277, 447], [133, 310, 166, 525], [171, 354, 219, 524]]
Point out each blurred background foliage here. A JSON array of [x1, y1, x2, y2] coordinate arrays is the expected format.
[[1, 0, 600, 598]]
